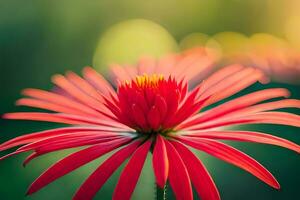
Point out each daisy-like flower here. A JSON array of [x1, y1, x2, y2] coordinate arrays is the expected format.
[[1, 49, 300, 200]]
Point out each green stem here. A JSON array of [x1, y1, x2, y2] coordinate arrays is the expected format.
[[156, 184, 167, 200]]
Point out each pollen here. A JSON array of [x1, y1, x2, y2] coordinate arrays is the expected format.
[[134, 74, 164, 88]]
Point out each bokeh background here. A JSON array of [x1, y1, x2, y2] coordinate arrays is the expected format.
[[0, 0, 300, 199]]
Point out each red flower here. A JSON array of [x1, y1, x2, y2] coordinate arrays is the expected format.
[[1, 49, 300, 200]]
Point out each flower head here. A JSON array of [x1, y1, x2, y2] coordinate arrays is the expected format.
[[116, 74, 190, 132], [1, 48, 300, 200]]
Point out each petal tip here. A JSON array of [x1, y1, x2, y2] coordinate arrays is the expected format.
[[273, 183, 281, 190], [25, 188, 33, 196], [1, 113, 10, 119], [82, 66, 93, 74], [51, 74, 63, 83], [273, 181, 281, 190], [21, 88, 31, 95]]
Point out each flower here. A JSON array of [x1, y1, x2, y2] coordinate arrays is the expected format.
[[1, 49, 300, 200], [247, 34, 300, 84], [187, 32, 300, 84]]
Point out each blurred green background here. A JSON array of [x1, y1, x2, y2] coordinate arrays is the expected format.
[[0, 0, 299, 199]]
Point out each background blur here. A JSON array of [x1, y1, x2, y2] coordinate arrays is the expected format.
[[0, 0, 300, 199]]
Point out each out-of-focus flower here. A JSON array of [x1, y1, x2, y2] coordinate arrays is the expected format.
[[181, 32, 300, 84], [247, 33, 300, 84], [1, 49, 300, 200]]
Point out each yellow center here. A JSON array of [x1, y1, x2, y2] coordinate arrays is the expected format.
[[127, 74, 164, 88]]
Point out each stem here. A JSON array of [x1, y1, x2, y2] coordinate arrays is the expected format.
[[156, 184, 167, 200]]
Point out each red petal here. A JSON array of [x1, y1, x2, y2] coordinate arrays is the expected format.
[[1, 136, 122, 163], [52, 74, 104, 110], [73, 140, 141, 200], [124, 65, 138, 79], [110, 64, 132, 83], [171, 140, 220, 200], [204, 68, 266, 105], [196, 66, 267, 107], [180, 137, 280, 189], [243, 112, 300, 127], [137, 57, 156, 75], [165, 87, 200, 127], [0, 150, 27, 161], [16, 98, 94, 118], [183, 130, 300, 153], [21, 88, 102, 118], [65, 72, 117, 122], [183, 55, 216, 83], [25, 137, 130, 166], [170, 53, 198, 79], [164, 140, 193, 200], [15, 135, 126, 165], [182, 111, 300, 131], [147, 106, 160, 130], [180, 88, 290, 128], [131, 104, 148, 129], [152, 135, 168, 188], [52, 74, 116, 122], [198, 64, 244, 95], [207, 88, 290, 119], [26, 138, 130, 195], [0, 127, 120, 151], [155, 54, 178, 78], [164, 89, 179, 120], [82, 66, 116, 97], [112, 140, 152, 200], [23, 152, 38, 167], [154, 95, 167, 121], [3, 112, 126, 128], [17, 131, 120, 151], [167, 94, 208, 128], [233, 99, 300, 116], [65, 71, 104, 102]]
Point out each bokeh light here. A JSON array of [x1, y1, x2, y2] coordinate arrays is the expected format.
[[93, 19, 179, 72]]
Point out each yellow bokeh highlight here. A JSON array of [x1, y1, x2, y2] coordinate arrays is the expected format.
[[211, 32, 250, 62], [93, 19, 179, 72], [179, 33, 210, 50], [285, 14, 300, 49]]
